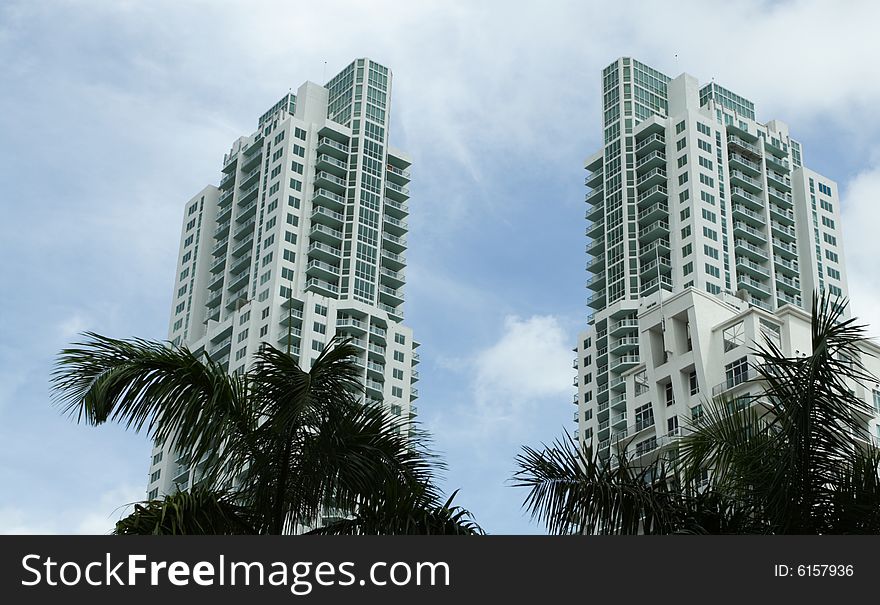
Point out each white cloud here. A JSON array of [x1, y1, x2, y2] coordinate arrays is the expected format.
[[841, 164, 880, 340], [0, 483, 143, 535]]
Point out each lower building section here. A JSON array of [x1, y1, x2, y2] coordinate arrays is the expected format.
[[573, 288, 880, 464]]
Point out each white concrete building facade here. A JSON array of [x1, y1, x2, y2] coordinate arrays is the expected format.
[[148, 58, 420, 498], [574, 58, 876, 463]]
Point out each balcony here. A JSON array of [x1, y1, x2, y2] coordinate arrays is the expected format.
[[778, 291, 802, 307], [336, 316, 366, 333], [305, 277, 339, 297], [637, 201, 669, 225], [385, 181, 409, 201], [767, 170, 792, 192], [769, 204, 795, 225], [229, 254, 251, 275], [727, 134, 761, 157], [214, 221, 231, 239], [636, 184, 667, 207], [368, 342, 386, 357], [316, 153, 347, 176], [206, 290, 223, 309], [772, 238, 798, 259], [640, 255, 671, 280], [587, 236, 605, 257], [308, 241, 341, 262], [731, 186, 764, 211], [585, 169, 603, 189], [733, 221, 767, 245], [379, 285, 404, 306], [227, 269, 250, 292], [383, 232, 407, 252], [737, 275, 771, 298], [774, 256, 799, 276], [736, 259, 769, 280], [306, 259, 340, 281], [638, 220, 670, 243], [219, 171, 235, 190], [639, 238, 670, 261], [241, 148, 262, 172], [365, 379, 384, 394], [381, 249, 406, 270], [586, 254, 606, 274], [729, 170, 763, 194], [728, 153, 761, 176], [313, 188, 345, 212], [712, 367, 759, 396], [311, 205, 344, 228], [237, 201, 258, 223], [586, 273, 606, 292], [765, 154, 791, 173], [386, 163, 411, 184], [768, 187, 793, 207], [610, 375, 627, 392], [776, 274, 801, 295], [314, 171, 347, 193], [636, 167, 667, 190], [611, 354, 640, 372], [641, 274, 673, 295], [239, 167, 261, 190], [210, 257, 226, 275], [317, 136, 349, 159], [383, 214, 408, 236], [610, 336, 639, 354], [380, 266, 405, 288], [771, 221, 796, 242], [384, 198, 409, 218], [585, 186, 603, 204], [586, 200, 605, 223], [586, 219, 604, 240], [635, 132, 665, 155], [231, 235, 254, 258], [764, 138, 788, 158], [379, 303, 403, 320], [310, 223, 343, 244], [635, 150, 666, 172], [732, 203, 765, 226], [587, 290, 607, 310], [734, 238, 768, 261]]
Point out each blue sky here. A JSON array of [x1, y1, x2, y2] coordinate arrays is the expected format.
[[2, 0, 880, 534]]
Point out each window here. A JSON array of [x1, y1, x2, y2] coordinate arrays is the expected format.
[[268, 183, 279, 195], [184, 235, 194, 247], [676, 138, 686, 151], [701, 208, 716, 223], [635, 403, 654, 429], [681, 225, 692, 238], [237, 329, 249, 343], [823, 232, 837, 246], [289, 178, 302, 191], [152, 452, 163, 465], [700, 191, 715, 205], [821, 216, 835, 229], [667, 415, 678, 435], [704, 245, 719, 259], [679, 190, 690, 203], [235, 347, 247, 361], [584, 409, 592, 421], [259, 325, 268, 337], [313, 322, 326, 335], [680, 207, 691, 221], [691, 404, 703, 421], [689, 371, 699, 395], [825, 250, 839, 263], [390, 404, 402, 416], [873, 389, 880, 413], [395, 333, 406, 345], [148, 488, 159, 499], [678, 172, 689, 186], [291, 161, 304, 174], [391, 386, 403, 398], [677, 155, 688, 168], [818, 182, 832, 196], [683, 261, 693, 276], [696, 122, 711, 136], [393, 350, 405, 362], [675, 121, 686, 134], [288, 195, 300, 209], [665, 382, 674, 406], [261, 307, 270, 320], [699, 173, 714, 187], [724, 357, 749, 389], [698, 156, 713, 170], [702, 226, 717, 241], [150, 470, 161, 483], [283, 249, 296, 263], [312, 340, 324, 352], [240, 311, 251, 325], [292, 144, 305, 156], [294, 127, 306, 140], [273, 131, 285, 144], [392, 368, 404, 380], [315, 304, 328, 316], [697, 139, 712, 153], [682, 243, 692, 257], [723, 322, 745, 351], [267, 200, 278, 213]]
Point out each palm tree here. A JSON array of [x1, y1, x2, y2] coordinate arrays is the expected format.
[[514, 294, 880, 534], [52, 333, 481, 535]]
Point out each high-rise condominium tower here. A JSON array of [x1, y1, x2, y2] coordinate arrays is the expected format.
[[573, 57, 880, 463], [147, 58, 420, 498]]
